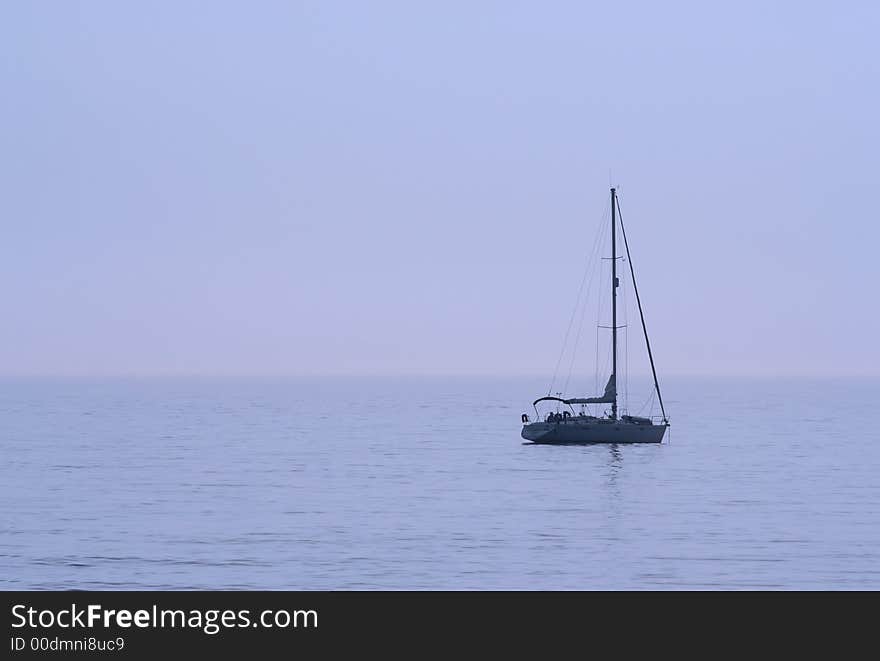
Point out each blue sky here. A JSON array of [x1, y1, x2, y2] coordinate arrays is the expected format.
[[1, 1, 878, 377]]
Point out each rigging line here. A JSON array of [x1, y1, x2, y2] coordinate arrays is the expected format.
[[558, 210, 607, 394], [621, 256, 629, 413], [588, 258, 609, 397], [562, 209, 608, 395], [596, 322, 613, 388], [616, 195, 668, 423], [595, 277, 602, 393], [594, 221, 608, 388], [547, 201, 608, 395], [604, 331, 613, 375], [562, 206, 608, 392], [599, 336, 613, 415], [563, 271, 593, 395], [563, 230, 604, 394], [636, 389, 655, 416]]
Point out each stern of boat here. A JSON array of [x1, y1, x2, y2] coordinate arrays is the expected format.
[[521, 422, 553, 443]]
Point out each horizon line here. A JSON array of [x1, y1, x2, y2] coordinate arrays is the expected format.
[[0, 371, 878, 380]]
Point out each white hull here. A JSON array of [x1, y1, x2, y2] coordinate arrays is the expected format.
[[522, 418, 666, 444]]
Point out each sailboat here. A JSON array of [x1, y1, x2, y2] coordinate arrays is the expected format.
[[521, 187, 669, 444]]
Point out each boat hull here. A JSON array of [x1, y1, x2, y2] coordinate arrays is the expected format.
[[521, 419, 667, 444]]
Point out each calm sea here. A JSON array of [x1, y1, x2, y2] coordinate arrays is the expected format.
[[2, 376, 878, 590]]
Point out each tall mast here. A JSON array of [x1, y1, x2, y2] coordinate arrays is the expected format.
[[610, 187, 618, 419]]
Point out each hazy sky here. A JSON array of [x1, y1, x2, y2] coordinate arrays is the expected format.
[[2, 1, 878, 377]]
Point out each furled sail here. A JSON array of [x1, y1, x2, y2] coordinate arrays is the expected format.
[[566, 374, 616, 405]]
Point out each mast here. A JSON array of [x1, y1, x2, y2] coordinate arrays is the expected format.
[[610, 187, 618, 419]]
